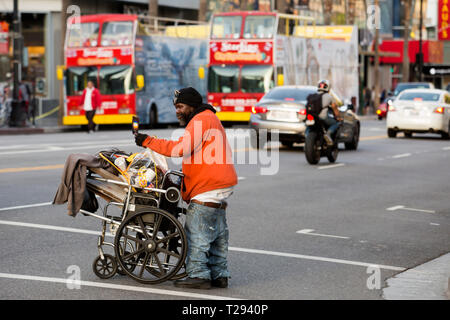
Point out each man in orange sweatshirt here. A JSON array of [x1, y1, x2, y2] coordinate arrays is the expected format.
[[135, 87, 238, 289]]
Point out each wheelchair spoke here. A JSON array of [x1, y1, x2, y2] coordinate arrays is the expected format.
[[152, 253, 166, 275], [136, 216, 150, 240], [122, 234, 144, 245], [156, 231, 179, 244], [139, 253, 150, 278], [123, 247, 145, 261], [157, 247, 180, 259], [152, 214, 163, 239]]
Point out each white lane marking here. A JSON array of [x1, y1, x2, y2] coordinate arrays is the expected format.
[[392, 153, 411, 159], [0, 143, 134, 156], [296, 229, 350, 239], [0, 272, 241, 300], [386, 205, 436, 214], [229, 247, 405, 271], [317, 163, 345, 170], [238, 177, 246, 180], [0, 219, 405, 271], [0, 220, 112, 236], [0, 202, 53, 212], [442, 146, 450, 150], [430, 223, 440, 226]]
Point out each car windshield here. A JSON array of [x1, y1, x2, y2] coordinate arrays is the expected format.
[[66, 67, 98, 96], [260, 87, 316, 103], [98, 65, 134, 95], [101, 21, 133, 46], [243, 15, 275, 39], [241, 65, 274, 93], [67, 22, 99, 47], [211, 16, 242, 39], [398, 91, 441, 102], [394, 83, 430, 96], [208, 65, 239, 93]]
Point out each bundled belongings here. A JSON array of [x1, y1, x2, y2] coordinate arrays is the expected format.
[[53, 148, 171, 217]]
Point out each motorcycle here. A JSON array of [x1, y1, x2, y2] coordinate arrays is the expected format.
[[304, 113, 342, 165]]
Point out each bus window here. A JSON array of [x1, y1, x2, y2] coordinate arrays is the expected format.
[[243, 16, 275, 39], [211, 16, 242, 39], [241, 65, 274, 93], [66, 66, 98, 96], [101, 21, 134, 46], [67, 23, 99, 47], [99, 65, 134, 95], [208, 65, 239, 93]]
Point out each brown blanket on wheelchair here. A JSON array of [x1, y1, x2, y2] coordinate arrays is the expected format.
[[53, 153, 117, 217]]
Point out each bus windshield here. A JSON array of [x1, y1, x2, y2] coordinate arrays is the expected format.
[[243, 15, 275, 39], [99, 65, 134, 95], [66, 66, 98, 96], [211, 16, 242, 39], [101, 21, 134, 46], [241, 65, 274, 93], [67, 22, 99, 48], [208, 65, 239, 93]]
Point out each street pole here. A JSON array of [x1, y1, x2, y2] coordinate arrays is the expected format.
[[373, 0, 380, 112], [9, 0, 23, 127], [418, 0, 423, 81], [402, 0, 411, 82]]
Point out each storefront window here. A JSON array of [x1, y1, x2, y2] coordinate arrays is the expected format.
[[66, 66, 97, 96], [67, 22, 99, 47], [241, 65, 274, 93], [101, 21, 133, 47], [99, 65, 134, 95], [208, 65, 239, 93]]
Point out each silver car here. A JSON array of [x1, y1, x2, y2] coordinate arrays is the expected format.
[[249, 85, 360, 150]]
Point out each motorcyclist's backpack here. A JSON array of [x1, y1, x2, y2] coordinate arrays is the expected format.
[[306, 93, 324, 117]]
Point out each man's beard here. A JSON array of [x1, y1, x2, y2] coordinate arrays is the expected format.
[[177, 113, 189, 127]]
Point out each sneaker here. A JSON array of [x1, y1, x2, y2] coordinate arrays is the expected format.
[[211, 277, 228, 288], [324, 133, 333, 146], [174, 277, 211, 289]]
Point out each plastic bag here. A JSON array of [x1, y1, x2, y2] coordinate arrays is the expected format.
[[123, 150, 168, 189]]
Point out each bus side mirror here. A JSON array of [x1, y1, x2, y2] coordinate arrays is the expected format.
[[198, 66, 205, 79], [56, 65, 65, 81], [136, 75, 144, 90], [277, 74, 284, 86]]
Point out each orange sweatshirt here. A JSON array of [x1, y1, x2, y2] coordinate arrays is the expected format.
[[142, 109, 238, 202]]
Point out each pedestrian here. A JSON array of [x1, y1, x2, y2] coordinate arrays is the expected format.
[[364, 86, 372, 115], [135, 87, 238, 289], [80, 81, 101, 133]]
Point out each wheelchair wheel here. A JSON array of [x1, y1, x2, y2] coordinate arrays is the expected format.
[[114, 208, 187, 284], [93, 254, 117, 279]]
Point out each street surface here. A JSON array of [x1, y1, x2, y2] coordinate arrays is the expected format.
[[0, 119, 449, 300]]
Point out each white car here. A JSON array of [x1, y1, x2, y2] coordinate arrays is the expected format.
[[386, 89, 450, 139]]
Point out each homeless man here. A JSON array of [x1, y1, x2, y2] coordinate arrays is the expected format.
[[135, 87, 238, 289]]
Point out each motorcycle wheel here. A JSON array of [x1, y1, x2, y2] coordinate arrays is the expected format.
[[305, 131, 321, 165], [326, 142, 339, 163]]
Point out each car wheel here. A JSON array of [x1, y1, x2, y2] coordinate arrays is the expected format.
[[387, 128, 397, 138], [250, 132, 261, 149], [148, 105, 158, 129], [404, 131, 412, 138], [378, 116, 383, 121], [345, 124, 359, 150]]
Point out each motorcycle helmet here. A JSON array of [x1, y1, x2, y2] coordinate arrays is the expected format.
[[317, 79, 330, 93]]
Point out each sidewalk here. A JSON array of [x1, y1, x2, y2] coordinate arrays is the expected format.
[[383, 252, 450, 300]]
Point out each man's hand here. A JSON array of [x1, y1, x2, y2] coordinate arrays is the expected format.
[[135, 133, 149, 147]]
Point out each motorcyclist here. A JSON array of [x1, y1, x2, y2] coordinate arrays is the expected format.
[[317, 80, 343, 145]]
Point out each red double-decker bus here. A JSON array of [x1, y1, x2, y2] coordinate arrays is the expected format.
[[62, 14, 208, 127], [207, 11, 277, 122], [63, 14, 139, 125]]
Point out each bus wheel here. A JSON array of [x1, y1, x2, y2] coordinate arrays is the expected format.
[[149, 106, 158, 128]]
